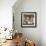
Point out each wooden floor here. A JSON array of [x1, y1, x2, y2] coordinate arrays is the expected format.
[[0, 39, 16, 46]]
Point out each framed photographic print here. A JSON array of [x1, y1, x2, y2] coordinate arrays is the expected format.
[[21, 12, 37, 28]]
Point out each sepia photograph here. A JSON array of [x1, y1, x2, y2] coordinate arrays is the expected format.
[[21, 12, 37, 28]]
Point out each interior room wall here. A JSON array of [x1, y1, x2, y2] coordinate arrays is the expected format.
[[13, 0, 46, 46], [41, 0, 46, 46], [0, 0, 17, 38], [0, 0, 16, 29], [13, 0, 41, 46]]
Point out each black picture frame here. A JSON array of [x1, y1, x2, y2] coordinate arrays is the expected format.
[[21, 12, 37, 28]]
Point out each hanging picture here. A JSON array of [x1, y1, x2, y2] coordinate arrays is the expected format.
[[21, 12, 37, 28]]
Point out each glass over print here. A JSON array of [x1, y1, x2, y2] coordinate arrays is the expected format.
[[21, 12, 37, 28]]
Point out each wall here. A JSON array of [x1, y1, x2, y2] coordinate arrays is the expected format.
[[41, 0, 46, 46], [13, 0, 41, 46], [0, 0, 17, 38], [0, 0, 16, 29]]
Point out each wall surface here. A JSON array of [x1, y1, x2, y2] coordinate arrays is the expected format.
[[13, 0, 46, 46], [13, 0, 41, 46], [0, 0, 17, 38], [0, 0, 16, 29], [41, 0, 46, 46]]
